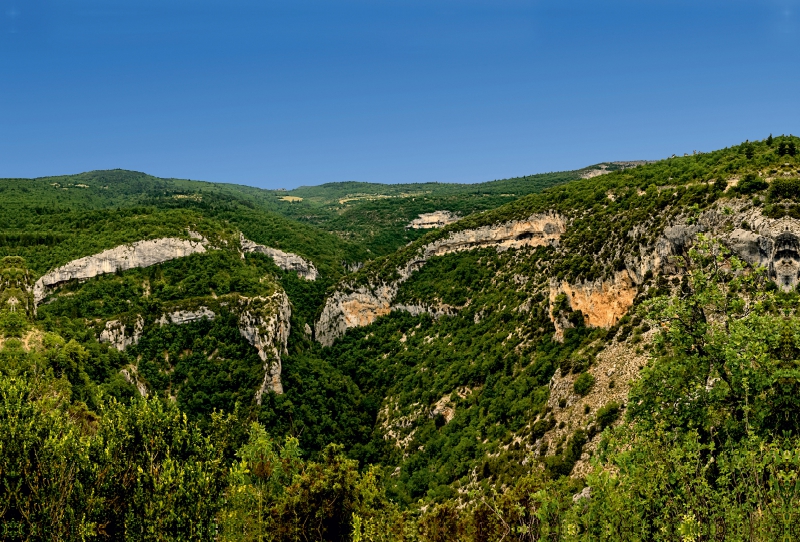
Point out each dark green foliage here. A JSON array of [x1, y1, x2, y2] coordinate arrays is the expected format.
[[544, 429, 587, 477], [595, 401, 621, 431], [733, 172, 768, 195], [134, 313, 264, 421], [768, 177, 800, 201], [257, 351, 376, 459], [572, 372, 595, 396]]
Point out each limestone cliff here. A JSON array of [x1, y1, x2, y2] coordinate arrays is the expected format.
[[240, 235, 318, 280], [548, 271, 638, 340], [120, 364, 149, 398], [238, 291, 292, 400], [623, 200, 800, 293], [157, 307, 216, 326], [316, 212, 567, 346], [34, 237, 208, 304], [541, 199, 800, 341], [407, 211, 459, 229], [99, 316, 144, 351], [316, 285, 396, 346], [718, 208, 800, 292], [421, 212, 566, 258]]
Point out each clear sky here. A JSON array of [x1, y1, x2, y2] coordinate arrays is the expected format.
[[2, 0, 800, 188]]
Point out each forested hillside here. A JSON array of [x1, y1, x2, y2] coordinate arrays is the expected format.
[[5, 137, 800, 539]]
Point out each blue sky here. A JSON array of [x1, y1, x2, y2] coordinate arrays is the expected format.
[[2, 0, 800, 188]]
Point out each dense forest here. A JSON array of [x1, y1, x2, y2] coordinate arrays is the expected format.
[[4, 138, 800, 539]]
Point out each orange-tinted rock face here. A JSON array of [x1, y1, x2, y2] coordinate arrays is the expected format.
[[341, 298, 393, 328], [550, 271, 637, 338], [316, 284, 399, 347]]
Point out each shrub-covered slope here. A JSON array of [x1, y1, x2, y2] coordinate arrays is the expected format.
[[297, 134, 800, 500], [8, 137, 800, 538]]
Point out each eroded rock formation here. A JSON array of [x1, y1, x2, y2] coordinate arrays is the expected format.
[[722, 213, 800, 292], [99, 316, 144, 351], [238, 291, 292, 400], [421, 212, 566, 258], [240, 235, 318, 280], [120, 364, 149, 398], [157, 307, 216, 326], [548, 271, 638, 340], [316, 213, 566, 346], [34, 237, 208, 304], [407, 211, 459, 229], [98, 294, 291, 399], [315, 285, 396, 346]]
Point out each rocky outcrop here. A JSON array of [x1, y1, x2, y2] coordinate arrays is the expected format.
[[99, 316, 144, 351], [316, 213, 566, 346], [392, 303, 458, 319], [240, 235, 318, 280], [539, 330, 655, 478], [631, 201, 800, 293], [238, 291, 292, 400], [720, 212, 800, 292], [316, 285, 396, 346], [98, 293, 291, 398], [157, 307, 215, 326], [549, 271, 637, 340], [34, 237, 208, 304], [421, 212, 566, 258], [407, 211, 458, 229], [120, 364, 149, 397]]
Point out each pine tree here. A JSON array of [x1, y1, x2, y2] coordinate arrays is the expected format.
[[767, 133, 774, 146]]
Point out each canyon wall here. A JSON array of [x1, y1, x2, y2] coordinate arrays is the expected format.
[[34, 237, 208, 304], [406, 211, 459, 229], [237, 291, 292, 400], [98, 293, 291, 399], [548, 271, 637, 340], [240, 235, 318, 280], [316, 213, 566, 346]]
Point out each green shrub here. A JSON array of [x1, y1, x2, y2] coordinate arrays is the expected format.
[[573, 372, 595, 396], [734, 173, 768, 195], [596, 401, 621, 431], [768, 177, 800, 201]]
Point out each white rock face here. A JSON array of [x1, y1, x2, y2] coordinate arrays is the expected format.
[[237, 291, 292, 400], [34, 237, 208, 304], [420, 212, 566, 258], [157, 307, 215, 326], [240, 235, 318, 280], [120, 364, 149, 397], [316, 213, 566, 346], [99, 316, 144, 351], [407, 211, 458, 229]]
